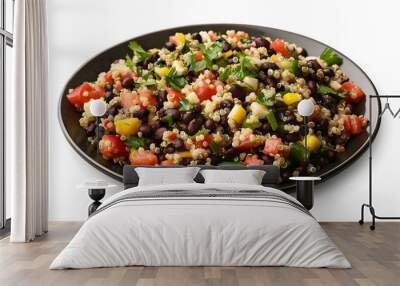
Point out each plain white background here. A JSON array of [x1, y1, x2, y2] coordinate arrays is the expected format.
[[47, 0, 400, 221]]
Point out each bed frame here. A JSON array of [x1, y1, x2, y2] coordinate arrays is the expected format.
[[122, 165, 314, 210]]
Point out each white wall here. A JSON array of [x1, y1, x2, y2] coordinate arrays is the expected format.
[[48, 0, 400, 221]]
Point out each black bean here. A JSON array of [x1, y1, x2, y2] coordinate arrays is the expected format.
[[321, 94, 338, 110], [177, 122, 188, 133], [204, 118, 216, 131], [181, 158, 191, 165], [158, 90, 168, 102], [323, 68, 334, 78], [280, 110, 295, 123], [216, 126, 224, 133], [158, 153, 167, 162], [274, 99, 287, 110], [307, 59, 321, 71], [149, 120, 161, 131], [220, 99, 234, 109], [185, 72, 196, 83], [229, 84, 247, 101], [154, 127, 166, 141], [164, 144, 175, 154], [276, 82, 286, 92], [104, 91, 114, 103], [307, 80, 318, 96], [220, 116, 229, 128], [259, 122, 271, 134], [260, 62, 279, 72], [172, 138, 185, 151], [267, 49, 276, 55], [144, 138, 153, 147], [164, 41, 176, 51], [260, 154, 273, 165], [285, 132, 300, 142], [85, 122, 96, 136], [133, 108, 149, 119], [316, 119, 329, 132], [104, 83, 113, 91], [299, 48, 308, 57], [121, 76, 134, 89], [187, 118, 202, 135], [192, 104, 202, 114], [222, 41, 231, 52], [158, 108, 166, 118], [224, 148, 239, 160], [182, 112, 194, 124], [254, 37, 269, 48], [139, 125, 152, 137], [210, 157, 221, 165], [263, 76, 277, 87], [326, 150, 336, 162], [165, 108, 181, 121], [192, 32, 202, 43], [106, 106, 118, 117]]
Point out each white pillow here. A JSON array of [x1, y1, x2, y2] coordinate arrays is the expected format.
[[135, 167, 200, 186], [200, 169, 266, 185]]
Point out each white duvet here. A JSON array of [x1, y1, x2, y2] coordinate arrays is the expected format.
[[50, 183, 350, 269]]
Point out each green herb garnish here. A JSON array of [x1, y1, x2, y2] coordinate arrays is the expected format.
[[128, 41, 152, 63], [320, 48, 343, 66], [126, 136, 145, 149], [179, 98, 193, 111], [162, 114, 174, 127], [257, 89, 275, 106], [266, 110, 278, 131], [209, 142, 219, 155], [165, 67, 187, 91], [318, 85, 346, 98]]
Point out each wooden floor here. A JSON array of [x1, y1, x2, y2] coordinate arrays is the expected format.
[[0, 222, 399, 286]]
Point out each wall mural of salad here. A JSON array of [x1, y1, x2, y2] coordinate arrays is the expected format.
[[62, 26, 375, 184]]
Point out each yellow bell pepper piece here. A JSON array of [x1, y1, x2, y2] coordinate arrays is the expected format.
[[283, 92, 302, 106], [175, 33, 186, 46], [115, 118, 141, 136], [155, 66, 170, 77], [223, 50, 233, 59], [303, 134, 321, 153], [179, 151, 192, 158], [228, 104, 247, 124]]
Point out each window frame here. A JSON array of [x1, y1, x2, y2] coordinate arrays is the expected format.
[[0, 0, 13, 234]]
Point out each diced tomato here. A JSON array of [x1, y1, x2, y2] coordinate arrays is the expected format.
[[105, 72, 113, 83], [343, 115, 364, 135], [271, 39, 290, 58], [161, 160, 176, 166], [341, 81, 365, 104], [193, 81, 217, 102], [98, 135, 128, 159], [203, 70, 216, 81], [263, 138, 282, 156], [195, 134, 212, 148], [101, 118, 114, 132], [129, 150, 158, 166], [165, 131, 177, 141], [236, 139, 262, 151], [120, 91, 139, 109], [166, 87, 183, 104], [244, 154, 264, 166], [195, 51, 204, 61], [138, 90, 157, 107], [67, 82, 104, 107], [169, 35, 177, 45]]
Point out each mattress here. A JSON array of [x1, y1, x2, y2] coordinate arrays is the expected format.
[[50, 183, 350, 269]]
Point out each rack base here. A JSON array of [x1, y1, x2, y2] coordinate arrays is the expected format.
[[359, 203, 400, 231]]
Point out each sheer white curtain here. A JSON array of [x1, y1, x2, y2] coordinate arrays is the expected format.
[[9, 0, 48, 242]]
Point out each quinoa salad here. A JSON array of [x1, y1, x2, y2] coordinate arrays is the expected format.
[[66, 30, 367, 182]]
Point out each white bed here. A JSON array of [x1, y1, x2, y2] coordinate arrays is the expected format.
[[50, 183, 350, 269]]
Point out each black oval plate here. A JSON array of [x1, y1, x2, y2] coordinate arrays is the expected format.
[[58, 24, 381, 191]]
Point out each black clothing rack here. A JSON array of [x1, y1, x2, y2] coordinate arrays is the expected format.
[[359, 95, 400, 230]]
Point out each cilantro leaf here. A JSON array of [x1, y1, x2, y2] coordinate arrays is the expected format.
[[126, 136, 145, 149], [165, 67, 187, 91], [317, 85, 346, 98], [257, 89, 275, 106], [179, 98, 193, 111], [193, 128, 209, 137], [162, 114, 174, 127], [128, 41, 152, 63], [209, 142, 219, 155]]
